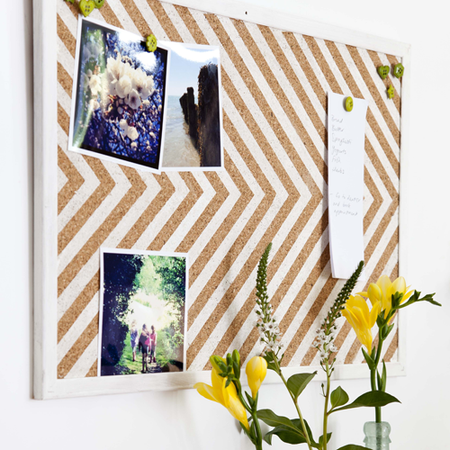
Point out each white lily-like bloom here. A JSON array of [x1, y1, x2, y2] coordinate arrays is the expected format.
[[125, 89, 141, 110], [127, 126, 139, 141], [119, 119, 128, 134], [116, 73, 132, 98], [88, 75, 102, 97], [132, 67, 154, 100]]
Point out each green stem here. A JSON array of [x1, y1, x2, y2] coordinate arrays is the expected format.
[[238, 392, 263, 450], [370, 334, 385, 423], [251, 408, 264, 450], [273, 356, 313, 450], [322, 360, 331, 450]]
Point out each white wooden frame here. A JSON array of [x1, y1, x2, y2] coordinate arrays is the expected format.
[[34, 0, 411, 399]]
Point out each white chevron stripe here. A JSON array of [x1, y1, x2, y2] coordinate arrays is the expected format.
[[193, 12, 320, 198], [187, 132, 265, 317], [218, 16, 324, 188], [186, 158, 240, 267], [293, 34, 331, 97], [132, 0, 170, 40], [57, 293, 99, 365], [378, 53, 402, 94], [57, 36, 75, 78], [309, 37, 399, 189], [133, 171, 189, 250], [58, 251, 100, 321], [363, 158, 393, 245], [245, 22, 327, 164], [65, 335, 98, 379], [161, 1, 195, 42], [58, 3, 78, 37], [57, 125, 101, 232], [58, 166, 68, 194], [358, 48, 401, 129], [58, 162, 131, 274], [163, 173, 215, 250], [279, 243, 331, 366], [58, 83, 72, 116], [106, 0, 141, 35], [335, 42, 400, 157], [232, 206, 332, 365], [274, 29, 327, 127]]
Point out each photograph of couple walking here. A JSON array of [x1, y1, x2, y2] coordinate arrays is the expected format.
[[129, 323, 158, 373], [99, 249, 187, 376]]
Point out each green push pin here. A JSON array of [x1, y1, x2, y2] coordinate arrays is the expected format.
[[345, 96, 353, 112], [387, 85, 395, 99], [93, 0, 105, 8], [79, 0, 95, 16], [377, 65, 390, 80], [64, 0, 74, 4], [393, 63, 404, 79], [146, 34, 157, 52]]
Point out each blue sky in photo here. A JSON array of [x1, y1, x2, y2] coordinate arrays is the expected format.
[[166, 43, 219, 99]]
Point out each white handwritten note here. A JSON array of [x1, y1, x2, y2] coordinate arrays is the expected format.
[[328, 92, 368, 279]]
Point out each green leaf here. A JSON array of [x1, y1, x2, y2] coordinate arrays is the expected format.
[[381, 361, 387, 391], [330, 391, 400, 413], [286, 372, 317, 400], [301, 420, 320, 449], [337, 445, 367, 450], [257, 410, 303, 434], [319, 433, 332, 447], [263, 352, 279, 373], [330, 386, 349, 409], [396, 291, 441, 309], [240, 422, 256, 445], [245, 391, 255, 408], [361, 347, 374, 369], [263, 426, 306, 445]]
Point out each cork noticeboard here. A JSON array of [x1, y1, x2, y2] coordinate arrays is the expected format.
[[34, 0, 410, 399]]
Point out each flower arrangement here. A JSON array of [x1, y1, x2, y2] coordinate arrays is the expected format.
[[195, 243, 440, 450]]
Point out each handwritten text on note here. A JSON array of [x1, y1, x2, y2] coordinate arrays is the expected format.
[[328, 92, 368, 279]]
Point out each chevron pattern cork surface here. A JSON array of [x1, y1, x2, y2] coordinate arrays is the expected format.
[[56, 0, 401, 379]]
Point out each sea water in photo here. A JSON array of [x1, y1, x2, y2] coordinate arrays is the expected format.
[[71, 19, 168, 170], [163, 95, 200, 167]]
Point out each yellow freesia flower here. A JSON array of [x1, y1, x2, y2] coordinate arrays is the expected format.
[[342, 295, 381, 351], [194, 360, 249, 430], [246, 356, 267, 399], [359, 275, 413, 318]]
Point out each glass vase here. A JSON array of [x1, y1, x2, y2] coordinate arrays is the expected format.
[[363, 421, 391, 450]]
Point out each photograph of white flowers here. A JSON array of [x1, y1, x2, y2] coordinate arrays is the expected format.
[[68, 17, 169, 172], [162, 42, 223, 171]]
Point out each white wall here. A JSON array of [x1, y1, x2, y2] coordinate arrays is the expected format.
[[1, 0, 449, 448]]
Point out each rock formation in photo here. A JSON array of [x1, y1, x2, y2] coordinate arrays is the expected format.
[[198, 64, 221, 167], [179, 87, 198, 148], [179, 63, 221, 167]]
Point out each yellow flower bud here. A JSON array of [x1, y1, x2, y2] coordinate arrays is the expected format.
[[245, 356, 268, 399]]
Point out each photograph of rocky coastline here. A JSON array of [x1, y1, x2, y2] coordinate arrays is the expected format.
[[162, 43, 223, 170]]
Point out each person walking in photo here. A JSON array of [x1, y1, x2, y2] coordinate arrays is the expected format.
[[130, 320, 139, 362], [149, 325, 157, 364], [138, 324, 150, 373]]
